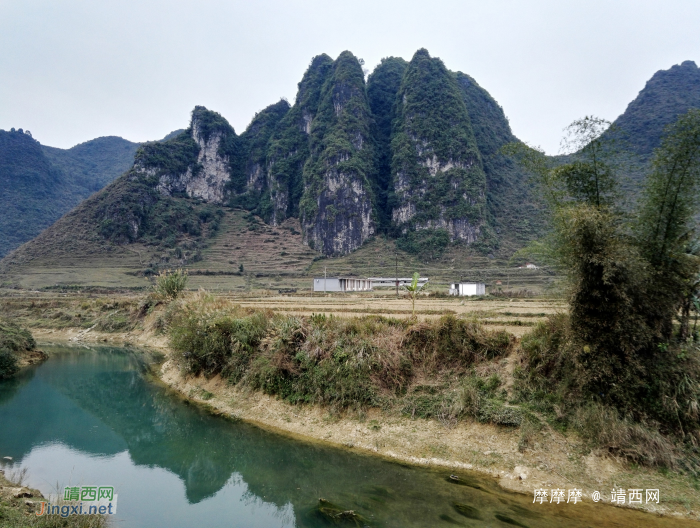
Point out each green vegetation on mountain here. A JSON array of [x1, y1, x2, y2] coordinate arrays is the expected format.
[[0, 130, 67, 256], [390, 49, 489, 251], [95, 130, 203, 245], [300, 50, 377, 255], [92, 110, 229, 249], [230, 99, 290, 213], [43, 135, 138, 192], [454, 71, 545, 251], [265, 54, 334, 223], [132, 130, 200, 183], [367, 57, 408, 232], [612, 60, 700, 159], [0, 129, 138, 257]]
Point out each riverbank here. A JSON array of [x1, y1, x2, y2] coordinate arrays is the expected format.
[[158, 358, 700, 522], [3, 290, 699, 523], [0, 470, 106, 527], [18, 326, 698, 522]]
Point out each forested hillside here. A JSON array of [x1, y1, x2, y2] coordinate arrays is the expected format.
[[4, 49, 540, 264], [0, 130, 138, 256], [612, 60, 700, 159]]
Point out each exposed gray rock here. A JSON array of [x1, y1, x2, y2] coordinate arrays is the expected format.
[[300, 51, 377, 256], [155, 119, 230, 204], [303, 168, 374, 255]]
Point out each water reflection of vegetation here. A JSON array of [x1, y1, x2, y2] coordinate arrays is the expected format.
[[1, 347, 696, 528]]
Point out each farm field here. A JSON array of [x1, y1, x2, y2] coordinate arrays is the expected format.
[[0, 209, 561, 295], [215, 292, 565, 336], [0, 287, 565, 337]]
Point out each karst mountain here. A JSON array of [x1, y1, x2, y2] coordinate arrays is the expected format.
[[1, 51, 699, 284]]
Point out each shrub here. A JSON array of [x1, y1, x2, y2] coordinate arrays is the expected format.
[[0, 349, 18, 379], [246, 315, 409, 408], [404, 315, 513, 370], [0, 319, 36, 352], [154, 269, 188, 300], [168, 297, 515, 414], [169, 293, 270, 378], [572, 404, 676, 467], [396, 229, 450, 259], [517, 314, 575, 400]]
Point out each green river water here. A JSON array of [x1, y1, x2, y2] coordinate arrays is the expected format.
[[0, 345, 696, 528]]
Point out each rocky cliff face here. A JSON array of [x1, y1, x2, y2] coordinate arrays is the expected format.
[[152, 106, 237, 204], [391, 49, 487, 244], [300, 51, 377, 255]]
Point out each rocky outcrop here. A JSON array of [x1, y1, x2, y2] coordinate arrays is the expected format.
[[172, 121, 228, 203], [303, 167, 374, 255], [153, 107, 237, 204], [391, 49, 487, 244], [300, 51, 376, 255]]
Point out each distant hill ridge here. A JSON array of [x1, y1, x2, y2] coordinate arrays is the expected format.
[[0, 130, 140, 256], [0, 128, 191, 257]]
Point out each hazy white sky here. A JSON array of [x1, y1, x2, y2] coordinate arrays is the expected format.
[[1, 0, 698, 154]]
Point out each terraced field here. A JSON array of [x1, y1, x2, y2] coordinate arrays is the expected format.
[[1, 208, 562, 296]]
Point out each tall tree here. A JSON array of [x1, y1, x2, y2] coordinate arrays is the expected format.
[[636, 108, 700, 339]]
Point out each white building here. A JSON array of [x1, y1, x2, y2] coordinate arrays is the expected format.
[[313, 277, 372, 292], [449, 282, 486, 296], [368, 277, 429, 288]]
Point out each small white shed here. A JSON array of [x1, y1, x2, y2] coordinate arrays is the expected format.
[[449, 282, 486, 296]]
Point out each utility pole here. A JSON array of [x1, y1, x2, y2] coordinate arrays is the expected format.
[[324, 266, 327, 293], [395, 253, 399, 298]]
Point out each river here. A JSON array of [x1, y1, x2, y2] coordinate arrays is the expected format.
[[0, 345, 695, 527]]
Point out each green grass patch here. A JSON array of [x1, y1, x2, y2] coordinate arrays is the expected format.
[[168, 292, 515, 418]]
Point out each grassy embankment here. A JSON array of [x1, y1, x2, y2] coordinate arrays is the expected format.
[[163, 292, 700, 470], [168, 291, 520, 424], [3, 287, 700, 517], [0, 470, 106, 528], [0, 319, 46, 379]]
